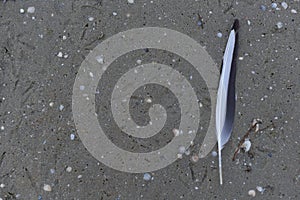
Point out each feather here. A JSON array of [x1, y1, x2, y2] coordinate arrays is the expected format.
[[216, 19, 239, 185]]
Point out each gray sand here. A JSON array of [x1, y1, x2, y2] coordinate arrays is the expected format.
[[0, 0, 299, 199]]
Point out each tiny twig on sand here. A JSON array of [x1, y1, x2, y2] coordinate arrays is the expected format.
[[232, 119, 262, 161]]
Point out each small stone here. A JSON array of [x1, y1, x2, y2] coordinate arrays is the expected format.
[[128, 0, 134, 4], [143, 173, 151, 181], [112, 12, 117, 16], [0, 126, 4, 131], [136, 59, 142, 65], [239, 57, 244, 60], [88, 17, 94, 21], [49, 102, 54, 107], [57, 52, 63, 58], [62, 35, 67, 40], [291, 9, 297, 14], [70, 134, 75, 140], [66, 166, 72, 172], [0, 183, 5, 188], [211, 151, 218, 157], [50, 169, 55, 174], [276, 22, 283, 29], [177, 153, 183, 159], [217, 32, 222, 38], [77, 175, 82, 179], [281, 2, 288, 9], [27, 6, 35, 13], [248, 189, 256, 197], [20, 8, 25, 14], [43, 184, 52, 192]]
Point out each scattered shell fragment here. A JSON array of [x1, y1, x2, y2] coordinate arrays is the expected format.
[[143, 173, 151, 181], [276, 22, 283, 29], [191, 154, 199, 163], [57, 52, 63, 58], [178, 146, 186, 154], [291, 9, 297, 14], [70, 134, 75, 140], [96, 55, 104, 64], [271, 3, 277, 9], [66, 166, 72, 172], [281, 2, 288, 9], [59, 104, 64, 111], [241, 139, 251, 152], [27, 6, 35, 13], [145, 97, 152, 103], [256, 186, 265, 194], [248, 189, 256, 197], [43, 184, 52, 192]]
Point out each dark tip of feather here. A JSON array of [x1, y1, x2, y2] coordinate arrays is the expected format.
[[231, 19, 239, 32]]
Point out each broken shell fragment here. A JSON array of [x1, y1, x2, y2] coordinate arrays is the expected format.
[[241, 139, 251, 152]]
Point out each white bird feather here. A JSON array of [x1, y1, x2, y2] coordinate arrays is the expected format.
[[216, 19, 239, 185]]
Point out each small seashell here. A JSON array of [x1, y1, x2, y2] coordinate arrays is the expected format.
[[43, 184, 52, 192], [241, 139, 251, 152], [248, 189, 256, 197], [256, 186, 265, 193]]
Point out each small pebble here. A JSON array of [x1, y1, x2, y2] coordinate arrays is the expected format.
[[0, 183, 5, 188], [77, 175, 82, 179], [112, 12, 118, 16], [197, 20, 202, 27], [281, 2, 288, 9], [128, 0, 134, 4], [50, 169, 55, 174], [211, 151, 218, 157], [276, 22, 283, 29], [66, 166, 72, 172], [217, 32, 222, 38], [88, 17, 94, 21], [20, 8, 25, 14], [70, 134, 75, 140], [49, 102, 54, 107], [143, 173, 151, 181], [0, 126, 4, 131], [248, 190, 256, 197], [136, 59, 142, 65], [43, 184, 52, 192], [62, 35, 67, 40], [27, 6, 35, 13]]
